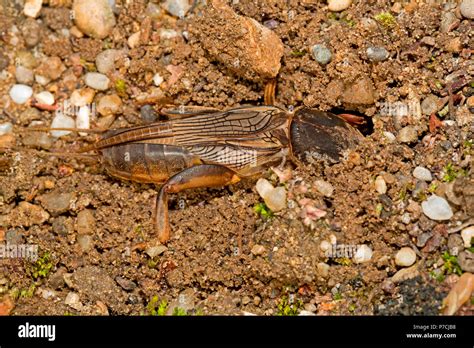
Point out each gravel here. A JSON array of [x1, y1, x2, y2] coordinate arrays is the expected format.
[[140, 105, 158, 123], [95, 49, 119, 74], [84, 72, 110, 91], [50, 112, 75, 137], [162, 0, 191, 18], [73, 0, 116, 39], [397, 126, 418, 143], [15, 66, 34, 85], [34, 91, 55, 105], [458, 251, 474, 273], [460, 0, 474, 19], [374, 176, 387, 194], [395, 247, 417, 267], [97, 94, 122, 116], [327, 0, 352, 12], [311, 44, 332, 65], [461, 226, 474, 248], [366, 46, 389, 61], [413, 166, 432, 182], [314, 180, 334, 197], [353, 245, 372, 263], [9, 84, 33, 104], [421, 195, 453, 221], [0, 122, 13, 136], [153, 73, 164, 87]]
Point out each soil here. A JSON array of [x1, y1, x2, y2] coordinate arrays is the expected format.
[[0, 0, 473, 316]]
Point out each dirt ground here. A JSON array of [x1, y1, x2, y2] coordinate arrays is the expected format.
[[0, 0, 473, 316]]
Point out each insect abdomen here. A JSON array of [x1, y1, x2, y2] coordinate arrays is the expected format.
[[101, 143, 200, 183]]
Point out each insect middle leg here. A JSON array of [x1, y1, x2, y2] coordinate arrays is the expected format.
[[155, 164, 241, 244]]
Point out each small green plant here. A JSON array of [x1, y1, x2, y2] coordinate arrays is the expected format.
[[115, 79, 127, 95], [374, 12, 396, 28], [253, 202, 273, 219], [375, 203, 383, 216], [276, 295, 302, 316], [30, 252, 53, 280], [348, 303, 356, 312], [441, 251, 463, 276], [172, 307, 187, 316], [334, 257, 352, 266], [146, 296, 168, 316], [290, 50, 306, 57], [333, 292, 343, 301], [442, 163, 466, 183], [429, 270, 445, 282], [428, 182, 438, 193]]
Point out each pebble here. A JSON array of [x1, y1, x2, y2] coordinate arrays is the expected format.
[[444, 37, 462, 53], [374, 176, 387, 194], [153, 73, 164, 87], [0, 50, 9, 71], [413, 166, 432, 182], [421, 94, 439, 115], [35, 56, 66, 81], [76, 209, 95, 235], [251, 244, 266, 256], [23, 0, 42, 18], [460, 0, 474, 19], [395, 247, 417, 267], [458, 251, 474, 273], [34, 91, 55, 105], [422, 195, 453, 221], [256, 178, 274, 199], [140, 105, 158, 123], [440, 12, 459, 33], [16, 50, 37, 69], [15, 66, 34, 85], [327, 0, 352, 11], [115, 277, 136, 291], [97, 94, 122, 116], [162, 0, 191, 18], [391, 264, 419, 283], [265, 186, 287, 212], [21, 18, 41, 47], [77, 234, 93, 252], [50, 111, 75, 137], [397, 126, 418, 143], [341, 77, 375, 105], [65, 292, 82, 310], [84, 72, 110, 91], [127, 32, 140, 49], [311, 44, 332, 65], [353, 245, 372, 263], [15, 201, 50, 226], [448, 234, 464, 256], [314, 180, 334, 197], [70, 88, 95, 107], [0, 122, 13, 136], [73, 0, 116, 39], [9, 84, 33, 104], [383, 131, 396, 142], [461, 226, 474, 248], [39, 191, 73, 216], [95, 49, 120, 74], [317, 262, 330, 277], [145, 245, 168, 258], [195, 0, 283, 82], [366, 46, 389, 62], [160, 29, 179, 40]]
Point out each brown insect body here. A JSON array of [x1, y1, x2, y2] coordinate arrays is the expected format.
[[74, 105, 362, 245]]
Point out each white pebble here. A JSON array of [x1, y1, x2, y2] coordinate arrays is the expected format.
[[327, 0, 352, 12], [395, 247, 417, 267], [95, 49, 120, 74], [375, 176, 387, 194], [84, 72, 110, 91], [413, 166, 432, 181], [264, 186, 287, 212], [314, 180, 334, 197], [70, 88, 96, 107], [50, 111, 75, 138], [76, 106, 90, 136], [0, 122, 13, 136], [15, 65, 34, 85], [461, 226, 474, 248], [383, 131, 396, 142], [162, 0, 191, 18], [256, 178, 274, 199], [159, 29, 179, 40], [460, 0, 474, 19], [23, 0, 42, 18], [34, 91, 55, 105], [153, 73, 164, 87], [35, 74, 50, 86], [9, 84, 33, 104], [421, 195, 453, 221], [127, 32, 140, 49], [353, 244, 372, 263]]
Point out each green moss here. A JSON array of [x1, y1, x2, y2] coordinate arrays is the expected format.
[[276, 295, 302, 316], [253, 202, 273, 219], [172, 307, 188, 316], [442, 163, 466, 183], [146, 296, 168, 316], [333, 292, 343, 301], [115, 79, 127, 95], [30, 252, 53, 280], [348, 303, 356, 312], [290, 50, 306, 57], [441, 251, 463, 276], [374, 12, 396, 28], [334, 257, 352, 266]]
